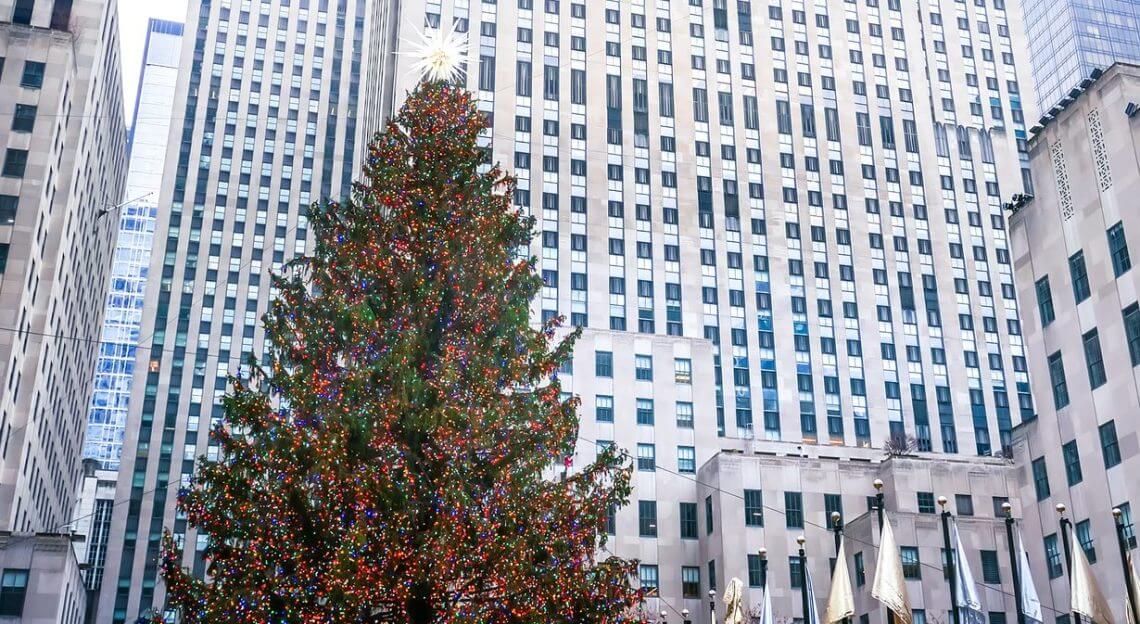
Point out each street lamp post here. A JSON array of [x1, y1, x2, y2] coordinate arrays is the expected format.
[[939, 496, 960, 624], [1002, 502, 1025, 624], [1114, 507, 1140, 624], [799, 535, 811, 624], [709, 589, 717, 624], [1057, 503, 1080, 624], [873, 479, 895, 624]]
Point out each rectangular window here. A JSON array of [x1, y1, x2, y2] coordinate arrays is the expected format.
[[981, 550, 1001, 583], [854, 552, 866, 586], [676, 401, 694, 428], [901, 546, 921, 579], [1045, 534, 1063, 578], [1048, 351, 1069, 409], [1100, 421, 1122, 468], [595, 395, 614, 422], [674, 358, 692, 383], [917, 492, 936, 514], [605, 503, 616, 535], [1083, 330, 1107, 389], [0, 195, 17, 225], [1118, 503, 1137, 548], [1033, 457, 1051, 501], [678, 446, 696, 473], [748, 554, 763, 587], [595, 351, 613, 377], [825, 493, 843, 522], [706, 495, 714, 535], [1063, 441, 1083, 486], [636, 444, 655, 471], [1125, 304, 1140, 366], [1035, 277, 1055, 326], [1109, 222, 1132, 276], [639, 500, 658, 536], [1076, 519, 1097, 563], [639, 564, 659, 591], [0, 570, 29, 617], [680, 502, 698, 539], [11, 104, 36, 132], [635, 354, 653, 380], [2, 149, 28, 178], [1070, 252, 1090, 303], [708, 560, 717, 591], [785, 491, 803, 528], [745, 489, 764, 526], [20, 61, 45, 88], [682, 566, 701, 598], [790, 556, 804, 588], [956, 494, 974, 517], [636, 398, 655, 425]]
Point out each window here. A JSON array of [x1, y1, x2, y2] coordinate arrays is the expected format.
[[917, 492, 936, 514], [676, 401, 694, 428], [1063, 441, 1083, 486], [708, 560, 717, 591], [0, 195, 17, 224], [1048, 351, 1069, 409], [20, 61, 45, 88], [639, 500, 658, 537], [748, 554, 763, 587], [900, 546, 921, 579], [680, 502, 698, 539], [1083, 330, 1106, 389], [0, 570, 28, 616], [639, 564, 659, 592], [595, 395, 613, 422], [1032, 457, 1051, 501], [636, 398, 654, 425], [1076, 519, 1096, 563], [790, 556, 804, 588], [1044, 534, 1063, 578], [1118, 503, 1136, 548], [854, 552, 866, 586], [595, 351, 613, 377], [675, 358, 692, 383], [635, 354, 653, 380], [993, 497, 1010, 517], [682, 566, 701, 598], [981, 550, 1000, 583], [605, 503, 616, 535], [1070, 252, 1090, 303], [11, 104, 36, 132], [0, 244, 8, 274], [825, 493, 843, 522], [706, 495, 714, 535], [2, 149, 28, 178], [1100, 421, 1122, 468], [785, 492, 803, 528], [1110, 222, 1132, 276], [1125, 304, 1140, 366], [636, 444, 656, 471], [678, 446, 696, 473], [745, 489, 764, 526], [1035, 277, 1054, 326], [956, 495, 974, 516]]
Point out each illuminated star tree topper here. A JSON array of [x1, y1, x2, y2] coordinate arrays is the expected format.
[[403, 22, 470, 83]]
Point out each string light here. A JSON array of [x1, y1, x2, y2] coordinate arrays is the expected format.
[[159, 80, 647, 623]]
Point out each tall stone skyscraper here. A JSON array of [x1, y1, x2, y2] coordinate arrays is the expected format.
[[102, 0, 1048, 622], [0, 0, 127, 533], [97, 1, 370, 621]]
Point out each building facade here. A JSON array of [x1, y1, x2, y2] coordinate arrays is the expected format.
[[1010, 62, 1140, 624], [85, 18, 184, 472], [0, 532, 87, 623], [1018, 0, 1140, 115], [0, 0, 127, 536], [97, 1, 372, 621], [101, 0, 1049, 621]]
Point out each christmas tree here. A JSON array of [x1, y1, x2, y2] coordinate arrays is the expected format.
[[159, 46, 644, 623]]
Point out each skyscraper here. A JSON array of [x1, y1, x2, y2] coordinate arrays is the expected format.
[[97, 1, 371, 621], [0, 0, 128, 534], [0, 0, 128, 620], [102, 0, 1046, 621], [85, 18, 184, 472], [1019, 0, 1140, 114]]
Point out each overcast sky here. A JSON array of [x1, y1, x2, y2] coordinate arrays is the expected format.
[[119, 0, 189, 125]]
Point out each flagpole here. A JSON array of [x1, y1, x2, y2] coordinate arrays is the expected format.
[[1057, 503, 1081, 624], [874, 478, 897, 624], [940, 497, 961, 624], [709, 589, 717, 624], [1114, 507, 1140, 624], [800, 535, 812, 624], [760, 547, 769, 589], [833, 512, 851, 624], [1002, 502, 1026, 624]]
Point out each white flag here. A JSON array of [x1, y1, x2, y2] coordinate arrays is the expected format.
[[757, 577, 775, 624], [827, 537, 856, 624], [1017, 528, 1044, 624], [805, 563, 822, 624], [953, 521, 986, 624], [872, 514, 913, 624], [1070, 526, 1115, 624]]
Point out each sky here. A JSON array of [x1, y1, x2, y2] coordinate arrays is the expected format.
[[119, 0, 189, 125]]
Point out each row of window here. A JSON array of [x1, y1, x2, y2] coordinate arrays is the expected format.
[[1036, 225, 1130, 327], [0, 569, 28, 617], [1045, 309, 1140, 411], [1041, 508, 1136, 579], [590, 351, 692, 383], [1031, 420, 1122, 502], [0, 58, 46, 89]]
